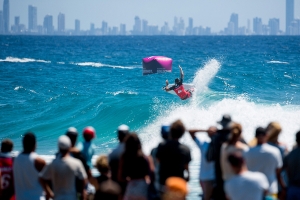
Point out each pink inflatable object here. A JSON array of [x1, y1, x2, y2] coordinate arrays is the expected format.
[[142, 56, 172, 75]]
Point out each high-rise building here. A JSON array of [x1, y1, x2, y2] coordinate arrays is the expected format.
[[120, 23, 126, 35], [0, 10, 3, 33], [227, 22, 235, 35], [90, 23, 95, 35], [43, 15, 53, 34], [142, 20, 148, 35], [28, 5, 37, 32], [3, 0, 9, 34], [269, 18, 280, 35], [57, 13, 65, 34], [75, 19, 80, 35], [161, 22, 169, 35], [133, 16, 141, 35], [102, 21, 108, 35], [253, 17, 262, 35], [230, 13, 238, 35], [247, 19, 251, 34], [286, 0, 294, 34], [187, 17, 193, 35]]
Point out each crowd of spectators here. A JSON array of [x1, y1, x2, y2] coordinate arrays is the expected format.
[[0, 115, 299, 200]]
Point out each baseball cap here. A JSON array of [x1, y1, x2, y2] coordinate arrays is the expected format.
[[83, 126, 96, 139], [165, 177, 188, 196], [58, 135, 71, 150], [118, 124, 129, 132], [161, 125, 170, 139], [66, 127, 78, 136]]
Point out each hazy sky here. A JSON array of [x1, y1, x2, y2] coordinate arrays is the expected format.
[[3, 0, 300, 32]]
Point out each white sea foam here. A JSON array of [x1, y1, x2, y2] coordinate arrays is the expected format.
[[284, 74, 292, 79], [14, 86, 23, 90], [74, 62, 137, 69], [106, 90, 138, 96], [267, 61, 289, 64], [0, 57, 50, 63]]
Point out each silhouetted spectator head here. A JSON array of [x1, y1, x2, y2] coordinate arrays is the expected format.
[[266, 122, 282, 143], [170, 120, 185, 139], [207, 126, 218, 138], [124, 133, 141, 155], [95, 180, 121, 200], [95, 155, 109, 175], [58, 135, 71, 154], [296, 130, 300, 145], [161, 125, 170, 140], [217, 114, 232, 128], [83, 126, 96, 142], [227, 152, 245, 174], [65, 127, 78, 147], [117, 124, 129, 143], [23, 132, 36, 153], [229, 123, 242, 143], [163, 177, 188, 200], [255, 127, 267, 145], [1, 139, 13, 153]]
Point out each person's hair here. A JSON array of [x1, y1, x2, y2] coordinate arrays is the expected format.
[[255, 127, 266, 138], [229, 123, 242, 143], [1, 139, 13, 153], [23, 132, 36, 152], [65, 133, 77, 147], [95, 180, 121, 200], [266, 122, 282, 143], [227, 152, 244, 168], [118, 130, 129, 142], [83, 134, 93, 142], [175, 78, 180, 84], [170, 120, 185, 139], [296, 130, 300, 145], [95, 155, 109, 174], [123, 133, 142, 156]]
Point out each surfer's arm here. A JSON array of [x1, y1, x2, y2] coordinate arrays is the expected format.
[[164, 80, 171, 91], [179, 65, 184, 79]]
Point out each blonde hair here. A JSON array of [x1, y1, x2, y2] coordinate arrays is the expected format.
[[266, 122, 282, 143], [95, 155, 109, 173]]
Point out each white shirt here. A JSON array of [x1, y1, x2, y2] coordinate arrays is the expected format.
[[40, 155, 87, 200], [244, 143, 282, 194], [13, 152, 44, 200], [194, 137, 215, 181], [225, 171, 269, 200]]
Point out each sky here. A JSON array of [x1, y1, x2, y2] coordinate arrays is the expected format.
[[3, 0, 300, 32]]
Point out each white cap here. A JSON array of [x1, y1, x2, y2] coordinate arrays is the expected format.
[[58, 135, 71, 150], [118, 124, 129, 131]]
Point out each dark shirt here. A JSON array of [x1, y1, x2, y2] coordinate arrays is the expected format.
[[283, 147, 300, 187], [169, 78, 183, 90], [121, 155, 150, 180], [156, 140, 191, 185]]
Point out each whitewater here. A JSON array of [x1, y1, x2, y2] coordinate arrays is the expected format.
[[1, 36, 300, 199]]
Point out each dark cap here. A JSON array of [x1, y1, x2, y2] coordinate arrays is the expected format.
[[66, 127, 78, 136], [161, 125, 170, 140], [217, 114, 232, 127], [255, 127, 266, 137]]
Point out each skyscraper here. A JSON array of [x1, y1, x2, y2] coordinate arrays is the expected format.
[[187, 17, 193, 35], [57, 13, 65, 34], [286, 0, 294, 35], [230, 13, 238, 35], [28, 5, 37, 32], [142, 19, 148, 35], [3, 0, 9, 34], [43, 15, 53, 34], [0, 11, 3, 34], [75, 19, 80, 35], [133, 16, 141, 35], [269, 18, 280, 35], [253, 17, 262, 35], [120, 23, 126, 35], [102, 21, 108, 35]]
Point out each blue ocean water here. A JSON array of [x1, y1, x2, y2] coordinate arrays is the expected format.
[[1, 36, 300, 198]]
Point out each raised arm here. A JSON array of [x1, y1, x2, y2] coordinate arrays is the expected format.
[[179, 65, 184, 79]]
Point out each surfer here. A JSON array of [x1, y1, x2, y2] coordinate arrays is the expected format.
[[164, 65, 192, 100]]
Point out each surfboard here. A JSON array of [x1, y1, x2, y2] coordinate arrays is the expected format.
[[163, 83, 195, 95]]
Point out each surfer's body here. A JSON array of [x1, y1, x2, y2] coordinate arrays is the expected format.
[[164, 66, 192, 100]]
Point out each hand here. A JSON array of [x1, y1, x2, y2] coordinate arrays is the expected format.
[[166, 80, 169, 85], [179, 65, 182, 69]]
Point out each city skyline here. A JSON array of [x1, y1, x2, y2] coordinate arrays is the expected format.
[[2, 0, 300, 32], [0, 0, 300, 35]]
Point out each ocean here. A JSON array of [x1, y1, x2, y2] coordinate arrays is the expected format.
[[1, 35, 300, 199]]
